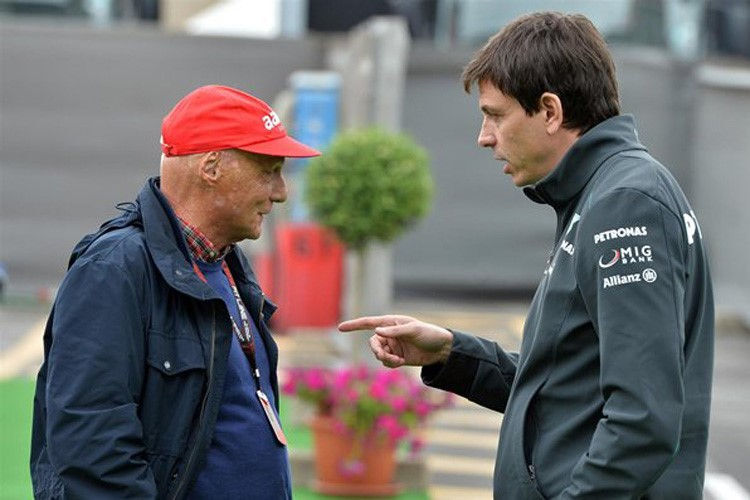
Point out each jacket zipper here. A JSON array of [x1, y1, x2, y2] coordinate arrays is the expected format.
[[171, 304, 217, 500], [528, 464, 537, 482]]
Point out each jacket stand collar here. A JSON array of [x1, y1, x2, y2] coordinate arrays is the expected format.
[[138, 177, 222, 301], [523, 114, 646, 210]]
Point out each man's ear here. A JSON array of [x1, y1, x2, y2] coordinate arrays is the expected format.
[[539, 92, 564, 135], [197, 151, 222, 185]]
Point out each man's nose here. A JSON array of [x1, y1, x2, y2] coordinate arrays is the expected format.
[[271, 173, 288, 203], [477, 118, 495, 148]]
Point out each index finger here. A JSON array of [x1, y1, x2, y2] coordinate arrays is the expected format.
[[338, 315, 414, 332]]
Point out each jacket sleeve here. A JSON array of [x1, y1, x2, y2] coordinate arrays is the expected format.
[[421, 330, 519, 412], [561, 188, 687, 498], [45, 259, 157, 499]]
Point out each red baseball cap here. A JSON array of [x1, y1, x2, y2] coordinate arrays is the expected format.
[[160, 85, 321, 158]]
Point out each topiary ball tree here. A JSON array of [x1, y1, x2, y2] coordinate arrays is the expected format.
[[305, 128, 433, 251], [305, 128, 433, 319]]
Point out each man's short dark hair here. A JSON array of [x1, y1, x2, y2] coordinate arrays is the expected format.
[[462, 12, 620, 133]]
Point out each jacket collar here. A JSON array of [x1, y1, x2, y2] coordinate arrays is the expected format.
[[137, 177, 261, 301], [523, 114, 646, 210]]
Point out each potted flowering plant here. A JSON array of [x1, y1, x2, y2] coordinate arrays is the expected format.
[[282, 364, 453, 496]]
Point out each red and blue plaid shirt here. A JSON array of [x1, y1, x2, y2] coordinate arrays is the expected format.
[[177, 216, 231, 263]]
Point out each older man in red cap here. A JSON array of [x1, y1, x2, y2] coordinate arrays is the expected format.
[[30, 85, 319, 499]]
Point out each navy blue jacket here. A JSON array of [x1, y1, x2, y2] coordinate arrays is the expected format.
[[30, 177, 279, 499], [423, 115, 714, 499]]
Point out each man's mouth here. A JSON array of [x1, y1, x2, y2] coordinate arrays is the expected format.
[[496, 158, 511, 174]]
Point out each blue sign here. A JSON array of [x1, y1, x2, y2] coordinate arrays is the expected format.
[[288, 71, 341, 221]]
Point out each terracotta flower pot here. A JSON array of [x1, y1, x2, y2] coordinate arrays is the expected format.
[[310, 415, 402, 496]]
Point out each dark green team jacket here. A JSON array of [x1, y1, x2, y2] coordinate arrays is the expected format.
[[423, 115, 714, 499]]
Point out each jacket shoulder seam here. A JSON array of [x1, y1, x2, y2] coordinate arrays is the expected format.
[[77, 226, 147, 265], [71, 231, 149, 325], [588, 187, 683, 227]]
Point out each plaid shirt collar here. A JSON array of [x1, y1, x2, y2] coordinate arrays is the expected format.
[[177, 216, 231, 263]]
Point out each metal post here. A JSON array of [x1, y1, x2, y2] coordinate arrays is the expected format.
[[328, 17, 411, 361]]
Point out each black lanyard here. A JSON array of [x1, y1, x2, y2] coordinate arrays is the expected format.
[[192, 261, 261, 389], [191, 259, 288, 446]]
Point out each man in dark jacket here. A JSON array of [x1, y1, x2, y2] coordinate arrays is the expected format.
[[30, 85, 320, 499], [340, 12, 713, 499]]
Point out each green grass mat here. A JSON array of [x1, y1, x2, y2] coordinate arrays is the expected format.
[[0, 378, 35, 500]]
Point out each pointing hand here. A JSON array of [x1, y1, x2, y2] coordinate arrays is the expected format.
[[338, 315, 453, 368]]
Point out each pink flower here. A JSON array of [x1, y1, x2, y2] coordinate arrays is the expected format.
[[415, 401, 431, 417], [373, 369, 392, 386], [354, 364, 370, 380], [369, 380, 388, 401], [281, 377, 297, 395], [390, 397, 408, 412], [387, 422, 407, 441], [333, 370, 352, 391], [376, 414, 398, 431], [304, 369, 326, 391], [346, 389, 358, 403], [375, 414, 406, 440], [285, 364, 455, 448], [384, 369, 402, 383]]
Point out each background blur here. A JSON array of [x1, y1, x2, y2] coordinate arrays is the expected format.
[[1, 1, 749, 499], [1, 0, 749, 314]]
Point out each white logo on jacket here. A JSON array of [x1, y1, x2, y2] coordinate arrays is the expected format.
[[561, 240, 575, 256], [566, 213, 581, 236], [543, 214, 580, 276], [594, 226, 648, 244], [603, 273, 642, 288], [642, 268, 658, 283], [683, 211, 702, 245], [598, 245, 653, 268]]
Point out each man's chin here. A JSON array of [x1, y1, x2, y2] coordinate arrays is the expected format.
[[504, 170, 530, 187], [511, 176, 532, 188], [236, 228, 262, 242]]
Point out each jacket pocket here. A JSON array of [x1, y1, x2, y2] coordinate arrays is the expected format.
[[146, 330, 206, 374], [141, 330, 206, 456], [508, 384, 547, 499]]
